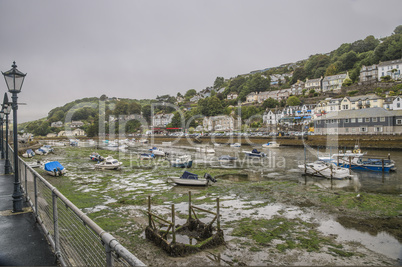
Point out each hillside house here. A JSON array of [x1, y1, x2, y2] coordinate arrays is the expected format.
[[227, 93, 238, 100], [378, 58, 402, 81], [322, 72, 350, 92], [51, 121, 63, 128], [152, 113, 174, 127], [340, 94, 384, 111], [203, 115, 240, 131], [359, 64, 378, 83], [304, 77, 322, 92]]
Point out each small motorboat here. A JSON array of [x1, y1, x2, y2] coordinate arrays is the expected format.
[[149, 147, 167, 156], [244, 149, 266, 158], [22, 149, 35, 158], [262, 141, 280, 148], [140, 153, 155, 160], [171, 155, 193, 168], [230, 143, 241, 148], [298, 161, 352, 179], [29, 161, 42, 168], [44, 161, 66, 176], [196, 146, 215, 153], [167, 171, 217, 186], [218, 155, 238, 162], [35, 145, 53, 155], [90, 152, 104, 162], [94, 156, 122, 170]]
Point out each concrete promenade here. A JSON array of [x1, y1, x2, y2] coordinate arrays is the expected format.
[[0, 159, 57, 266]]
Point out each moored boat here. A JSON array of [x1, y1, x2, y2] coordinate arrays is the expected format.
[[262, 141, 280, 148], [230, 143, 241, 148], [167, 171, 217, 186], [171, 155, 193, 168], [244, 149, 266, 158], [218, 155, 238, 162], [43, 161, 66, 176], [140, 153, 155, 160], [149, 147, 167, 156], [298, 161, 352, 179], [90, 152, 104, 162], [22, 149, 35, 158], [94, 156, 122, 170]]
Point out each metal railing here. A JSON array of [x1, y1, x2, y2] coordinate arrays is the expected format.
[[6, 141, 145, 267]]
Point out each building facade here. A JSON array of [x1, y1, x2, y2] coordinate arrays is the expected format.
[[322, 72, 349, 92], [378, 59, 402, 81]]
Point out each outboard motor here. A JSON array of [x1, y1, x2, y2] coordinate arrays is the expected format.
[[53, 168, 57, 176], [57, 167, 62, 176], [204, 173, 217, 183]]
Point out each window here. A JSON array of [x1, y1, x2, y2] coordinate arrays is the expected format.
[[397, 119, 402, 125], [372, 117, 377, 122], [380, 117, 385, 122], [358, 118, 363, 123], [365, 118, 370, 122], [398, 103, 401, 108], [345, 128, 349, 133], [374, 127, 383, 132], [352, 128, 356, 132], [345, 119, 350, 123], [360, 127, 367, 132], [351, 118, 356, 123]]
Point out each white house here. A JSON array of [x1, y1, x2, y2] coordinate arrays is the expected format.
[[152, 113, 174, 127], [393, 95, 402, 110], [378, 58, 402, 81]]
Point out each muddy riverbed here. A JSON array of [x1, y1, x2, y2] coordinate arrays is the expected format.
[[30, 143, 402, 266]]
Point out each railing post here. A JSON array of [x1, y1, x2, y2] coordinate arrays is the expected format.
[[172, 204, 175, 244], [34, 174, 38, 217], [148, 196, 151, 227], [24, 163, 28, 202], [188, 191, 191, 219], [217, 198, 220, 231], [105, 242, 113, 267], [52, 191, 61, 261]]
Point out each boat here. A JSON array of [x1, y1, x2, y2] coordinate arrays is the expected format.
[[149, 147, 167, 156], [170, 155, 193, 168], [22, 149, 35, 158], [196, 146, 215, 153], [94, 156, 122, 170], [140, 153, 155, 160], [28, 161, 42, 168], [162, 141, 172, 146], [319, 150, 396, 172], [167, 171, 217, 186], [107, 141, 119, 147], [244, 149, 266, 158], [139, 139, 148, 144], [90, 152, 104, 162], [262, 141, 280, 148], [218, 155, 238, 162], [44, 161, 66, 176], [35, 145, 53, 155], [230, 143, 241, 147], [298, 161, 352, 179]]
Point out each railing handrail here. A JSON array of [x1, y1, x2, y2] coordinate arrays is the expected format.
[[7, 141, 145, 266]]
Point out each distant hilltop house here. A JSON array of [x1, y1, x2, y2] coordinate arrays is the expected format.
[[304, 77, 322, 92], [378, 58, 402, 81], [322, 72, 350, 92], [227, 93, 238, 100], [51, 121, 63, 127], [70, 120, 84, 128], [152, 113, 174, 127], [57, 129, 86, 137]]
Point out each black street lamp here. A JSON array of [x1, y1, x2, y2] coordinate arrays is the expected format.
[[3, 93, 11, 174], [2, 61, 26, 213], [0, 110, 4, 159]]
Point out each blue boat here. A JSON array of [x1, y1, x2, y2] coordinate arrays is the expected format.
[[44, 161, 66, 176], [337, 158, 396, 172]]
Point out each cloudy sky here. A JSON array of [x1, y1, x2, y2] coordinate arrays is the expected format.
[[0, 0, 401, 123]]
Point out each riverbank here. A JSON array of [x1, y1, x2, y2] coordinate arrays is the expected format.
[[27, 145, 402, 266]]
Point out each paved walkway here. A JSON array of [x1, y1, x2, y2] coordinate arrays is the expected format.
[[0, 159, 57, 266]]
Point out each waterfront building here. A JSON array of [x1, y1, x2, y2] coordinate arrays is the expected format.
[[340, 94, 384, 110], [393, 95, 402, 110], [202, 115, 240, 131], [314, 107, 402, 135], [152, 113, 174, 127], [378, 58, 402, 81]]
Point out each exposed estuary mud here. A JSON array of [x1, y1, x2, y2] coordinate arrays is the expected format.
[[32, 144, 402, 266]]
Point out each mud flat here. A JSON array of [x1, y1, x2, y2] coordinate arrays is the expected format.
[[31, 146, 402, 266]]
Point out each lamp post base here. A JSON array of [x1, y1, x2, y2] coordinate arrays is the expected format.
[[12, 193, 23, 212], [4, 159, 12, 174]]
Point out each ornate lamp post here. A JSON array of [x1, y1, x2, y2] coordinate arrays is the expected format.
[[3, 93, 11, 174], [0, 110, 4, 159], [2, 61, 26, 212]]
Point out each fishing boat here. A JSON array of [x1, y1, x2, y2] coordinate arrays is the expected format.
[[22, 149, 35, 158], [230, 143, 241, 148], [90, 152, 104, 162], [196, 146, 215, 153], [140, 153, 155, 160], [149, 147, 167, 156], [170, 155, 193, 168], [244, 149, 266, 158], [44, 161, 66, 176], [218, 155, 238, 162], [319, 151, 396, 172], [94, 156, 122, 170], [262, 141, 280, 148], [298, 161, 352, 180], [35, 145, 53, 155], [167, 171, 217, 186]]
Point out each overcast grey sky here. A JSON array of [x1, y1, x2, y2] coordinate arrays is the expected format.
[[0, 0, 401, 122]]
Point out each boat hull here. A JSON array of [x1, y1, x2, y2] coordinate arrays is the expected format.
[[171, 160, 193, 168], [167, 177, 210, 186]]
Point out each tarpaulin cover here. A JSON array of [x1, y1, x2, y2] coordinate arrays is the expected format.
[[44, 161, 64, 172], [181, 171, 198, 180]]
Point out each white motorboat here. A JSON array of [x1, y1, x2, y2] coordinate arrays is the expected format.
[[262, 141, 280, 148], [43, 161, 66, 176], [140, 153, 155, 160], [167, 171, 216, 186], [35, 145, 54, 155], [170, 155, 193, 168], [149, 147, 167, 156], [298, 161, 352, 179], [22, 149, 35, 158], [94, 156, 122, 170], [230, 143, 241, 148], [244, 149, 266, 158], [196, 146, 215, 153]]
